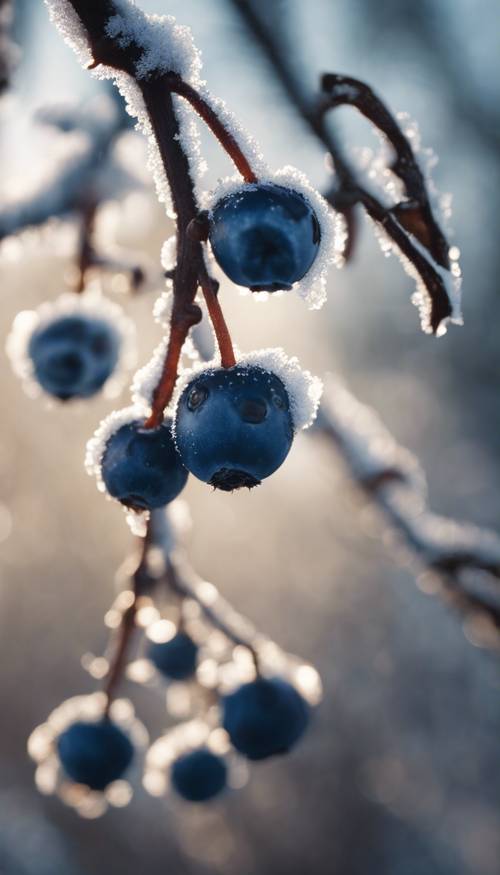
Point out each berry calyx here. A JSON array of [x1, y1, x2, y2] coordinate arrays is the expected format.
[[28, 314, 121, 400], [171, 748, 227, 802], [101, 418, 188, 510], [209, 183, 321, 292], [222, 677, 310, 760], [148, 632, 198, 681], [57, 719, 134, 790], [174, 365, 294, 491]]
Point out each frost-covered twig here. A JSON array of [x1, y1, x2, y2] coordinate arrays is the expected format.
[[316, 379, 500, 642], [230, 0, 460, 335]]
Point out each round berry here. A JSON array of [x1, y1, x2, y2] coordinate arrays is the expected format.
[[101, 418, 188, 510], [222, 677, 310, 760], [28, 314, 120, 400], [57, 719, 134, 790], [171, 748, 227, 802], [148, 632, 198, 681], [209, 183, 321, 292], [174, 365, 293, 491]]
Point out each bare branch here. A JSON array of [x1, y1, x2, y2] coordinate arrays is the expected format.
[[315, 379, 500, 643]]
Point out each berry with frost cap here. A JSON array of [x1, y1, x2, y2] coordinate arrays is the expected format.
[[209, 183, 321, 292], [222, 677, 310, 760], [101, 418, 188, 510], [174, 365, 294, 491], [171, 748, 227, 802], [57, 719, 134, 790], [148, 632, 198, 681], [28, 314, 120, 400]]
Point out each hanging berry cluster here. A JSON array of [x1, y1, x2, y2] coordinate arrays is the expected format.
[[7, 0, 461, 815]]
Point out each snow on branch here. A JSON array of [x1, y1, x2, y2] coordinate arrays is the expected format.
[[316, 379, 500, 646], [0, 95, 131, 241], [230, 0, 462, 336]]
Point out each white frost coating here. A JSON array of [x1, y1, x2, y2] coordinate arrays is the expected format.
[[370, 217, 462, 335], [160, 236, 176, 272], [172, 347, 323, 432], [28, 692, 147, 817], [152, 287, 173, 328], [204, 166, 345, 310], [125, 507, 150, 537], [45, 0, 205, 217], [44, 0, 92, 68], [6, 290, 137, 400], [130, 336, 168, 407]]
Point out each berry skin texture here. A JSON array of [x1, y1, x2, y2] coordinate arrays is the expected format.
[[174, 365, 294, 491], [171, 748, 227, 802], [209, 183, 321, 292], [57, 720, 134, 790], [28, 314, 120, 400], [101, 418, 188, 511], [148, 632, 198, 681], [222, 677, 310, 761]]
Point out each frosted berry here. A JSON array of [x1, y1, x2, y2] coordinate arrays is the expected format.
[[222, 677, 310, 760], [148, 632, 198, 681], [209, 183, 321, 292], [101, 418, 188, 510], [57, 719, 134, 790], [28, 314, 120, 400], [171, 748, 227, 802], [174, 365, 293, 491]]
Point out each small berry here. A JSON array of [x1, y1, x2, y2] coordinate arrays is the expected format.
[[209, 183, 321, 292], [28, 314, 120, 400], [148, 632, 198, 681], [57, 719, 134, 790], [222, 677, 310, 760], [101, 418, 188, 510], [174, 365, 293, 491], [171, 748, 227, 802]]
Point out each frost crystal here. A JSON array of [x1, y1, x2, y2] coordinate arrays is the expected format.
[[204, 167, 344, 310], [6, 290, 136, 400], [172, 348, 323, 432]]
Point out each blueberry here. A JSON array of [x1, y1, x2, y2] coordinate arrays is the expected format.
[[171, 748, 227, 802], [174, 366, 293, 491], [209, 183, 321, 292], [148, 632, 198, 681], [222, 677, 310, 760], [101, 418, 188, 510], [57, 719, 134, 790], [28, 314, 120, 400]]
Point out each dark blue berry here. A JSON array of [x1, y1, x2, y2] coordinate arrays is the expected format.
[[28, 314, 120, 400], [57, 719, 134, 790], [174, 366, 293, 491], [222, 677, 310, 760], [101, 418, 188, 510], [209, 183, 321, 292], [171, 748, 227, 802], [148, 632, 198, 681]]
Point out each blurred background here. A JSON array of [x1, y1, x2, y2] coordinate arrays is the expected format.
[[1, 1, 499, 873]]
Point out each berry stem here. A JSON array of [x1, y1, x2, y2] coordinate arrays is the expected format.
[[201, 282, 236, 369], [164, 76, 258, 183], [103, 522, 153, 715]]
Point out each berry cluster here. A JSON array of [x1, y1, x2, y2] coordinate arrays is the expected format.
[[18, 0, 331, 817]]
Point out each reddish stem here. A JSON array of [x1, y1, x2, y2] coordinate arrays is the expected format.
[[165, 76, 258, 183], [143, 318, 192, 428], [103, 525, 152, 715], [201, 283, 236, 368]]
